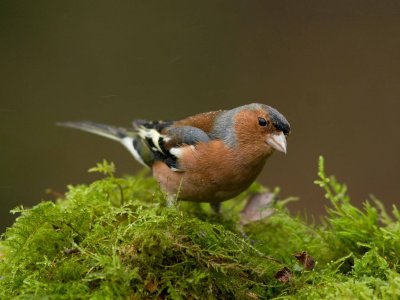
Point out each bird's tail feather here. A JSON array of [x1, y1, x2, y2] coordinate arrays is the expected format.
[[57, 121, 128, 142], [57, 121, 152, 167]]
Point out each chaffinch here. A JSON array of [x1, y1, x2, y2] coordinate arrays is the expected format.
[[58, 103, 290, 212]]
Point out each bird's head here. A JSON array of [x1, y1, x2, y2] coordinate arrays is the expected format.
[[213, 103, 291, 155]]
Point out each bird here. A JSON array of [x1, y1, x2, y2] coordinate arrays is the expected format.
[[58, 103, 290, 213]]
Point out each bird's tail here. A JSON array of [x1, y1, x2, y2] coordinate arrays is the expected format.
[[57, 121, 151, 167], [57, 121, 128, 141]]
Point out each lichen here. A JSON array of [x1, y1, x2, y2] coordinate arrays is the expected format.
[[0, 158, 399, 299]]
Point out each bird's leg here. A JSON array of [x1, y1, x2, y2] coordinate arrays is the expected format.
[[210, 202, 222, 214], [166, 194, 178, 207]]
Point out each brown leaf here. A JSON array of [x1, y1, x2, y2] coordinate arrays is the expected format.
[[246, 291, 259, 299], [145, 280, 157, 293], [275, 267, 292, 283], [240, 192, 275, 225], [45, 188, 65, 199], [294, 251, 315, 271]]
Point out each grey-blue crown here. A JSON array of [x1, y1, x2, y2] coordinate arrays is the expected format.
[[263, 105, 290, 135]]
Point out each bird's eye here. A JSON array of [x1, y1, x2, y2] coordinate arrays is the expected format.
[[258, 117, 268, 127]]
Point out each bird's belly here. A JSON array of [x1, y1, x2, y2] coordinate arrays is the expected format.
[[152, 158, 266, 203]]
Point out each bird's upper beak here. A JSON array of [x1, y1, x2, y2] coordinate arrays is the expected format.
[[267, 132, 287, 154]]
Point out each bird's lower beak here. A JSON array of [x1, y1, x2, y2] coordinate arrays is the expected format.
[[267, 132, 287, 154]]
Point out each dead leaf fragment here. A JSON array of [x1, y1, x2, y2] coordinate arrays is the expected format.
[[63, 248, 80, 255], [294, 251, 315, 271], [145, 280, 157, 293], [46, 188, 65, 199], [275, 267, 292, 283], [240, 192, 275, 225], [246, 291, 259, 299]]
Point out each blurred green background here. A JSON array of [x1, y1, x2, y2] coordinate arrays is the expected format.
[[1, 1, 399, 232]]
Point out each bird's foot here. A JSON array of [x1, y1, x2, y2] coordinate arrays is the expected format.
[[209, 202, 222, 215]]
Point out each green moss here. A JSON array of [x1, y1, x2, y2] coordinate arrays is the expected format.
[[0, 158, 399, 299]]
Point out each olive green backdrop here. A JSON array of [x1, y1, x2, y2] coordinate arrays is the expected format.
[[1, 1, 399, 232]]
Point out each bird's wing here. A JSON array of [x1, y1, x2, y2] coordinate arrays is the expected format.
[[58, 119, 213, 171], [133, 120, 211, 171]]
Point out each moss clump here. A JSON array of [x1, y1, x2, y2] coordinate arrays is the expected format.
[[1, 158, 400, 299]]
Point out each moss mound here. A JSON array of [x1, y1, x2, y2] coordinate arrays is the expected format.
[[1, 158, 399, 299]]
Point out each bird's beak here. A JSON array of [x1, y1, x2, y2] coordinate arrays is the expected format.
[[267, 132, 287, 154]]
